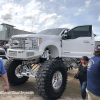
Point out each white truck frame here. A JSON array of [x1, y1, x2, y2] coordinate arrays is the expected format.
[[5, 25, 95, 100]]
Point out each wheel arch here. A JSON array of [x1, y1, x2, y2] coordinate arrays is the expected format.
[[44, 45, 59, 58]]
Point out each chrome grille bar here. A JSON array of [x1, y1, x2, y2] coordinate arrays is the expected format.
[[10, 37, 25, 50]]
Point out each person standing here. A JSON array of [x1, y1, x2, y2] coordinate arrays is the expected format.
[[87, 45, 100, 100], [75, 56, 89, 100], [0, 59, 9, 92]]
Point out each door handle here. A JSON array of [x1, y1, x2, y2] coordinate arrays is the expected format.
[[83, 40, 89, 43]]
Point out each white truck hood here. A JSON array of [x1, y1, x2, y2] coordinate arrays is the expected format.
[[12, 34, 59, 39]]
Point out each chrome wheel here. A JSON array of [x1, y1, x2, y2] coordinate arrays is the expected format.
[[52, 71, 63, 89], [15, 65, 23, 78], [42, 50, 50, 60]]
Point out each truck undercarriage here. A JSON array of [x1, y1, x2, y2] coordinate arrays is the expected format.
[[4, 57, 81, 100]]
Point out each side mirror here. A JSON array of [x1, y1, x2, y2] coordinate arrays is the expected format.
[[62, 34, 68, 40], [94, 34, 96, 37], [62, 36, 66, 40]]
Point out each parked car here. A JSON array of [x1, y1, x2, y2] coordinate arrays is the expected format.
[[0, 48, 8, 65]]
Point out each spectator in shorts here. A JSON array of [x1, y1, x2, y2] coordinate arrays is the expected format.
[[0, 59, 9, 92], [87, 45, 100, 100], [75, 56, 89, 100]]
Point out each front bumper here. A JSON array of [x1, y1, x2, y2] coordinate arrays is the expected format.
[[7, 49, 43, 60]]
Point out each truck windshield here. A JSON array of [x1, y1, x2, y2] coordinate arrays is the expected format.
[[37, 28, 65, 35]]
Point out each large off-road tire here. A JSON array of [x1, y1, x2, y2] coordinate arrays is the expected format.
[[4, 59, 29, 85], [36, 58, 67, 100]]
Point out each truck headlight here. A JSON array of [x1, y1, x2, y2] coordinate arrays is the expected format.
[[25, 38, 41, 50], [38, 38, 42, 48]]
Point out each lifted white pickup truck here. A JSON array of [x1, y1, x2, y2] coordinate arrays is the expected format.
[[5, 25, 95, 100]]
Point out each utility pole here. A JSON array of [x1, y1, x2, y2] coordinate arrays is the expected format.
[[31, 15, 33, 32]]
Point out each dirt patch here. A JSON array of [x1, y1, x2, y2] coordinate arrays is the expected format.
[[62, 69, 81, 99], [0, 69, 82, 100]]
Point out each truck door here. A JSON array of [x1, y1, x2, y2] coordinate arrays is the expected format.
[[61, 25, 94, 58]]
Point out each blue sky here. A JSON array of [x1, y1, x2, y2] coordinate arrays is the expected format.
[[0, 0, 100, 40]]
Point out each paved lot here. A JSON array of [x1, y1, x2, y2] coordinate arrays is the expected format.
[[0, 69, 83, 100]]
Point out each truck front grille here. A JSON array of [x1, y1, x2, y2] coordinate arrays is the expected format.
[[9, 51, 17, 57], [27, 52, 34, 57], [10, 37, 25, 50]]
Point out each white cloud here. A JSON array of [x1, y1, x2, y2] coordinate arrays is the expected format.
[[15, 24, 40, 33], [24, 19, 32, 26], [85, 0, 91, 7], [98, 16, 100, 21], [44, 20, 56, 28], [25, 0, 41, 12], [8, 0, 14, 1], [42, 13, 61, 28], [0, 0, 96, 34], [93, 31, 100, 36], [94, 31, 100, 41], [74, 0, 91, 16], [59, 6, 66, 10], [14, 24, 32, 32], [0, 1, 41, 32], [94, 2, 100, 5], [78, 8, 85, 12], [1, 13, 12, 21], [95, 36, 100, 41], [31, 25, 40, 32], [39, 13, 61, 24], [0, 0, 65, 32], [74, 8, 85, 16], [14, 24, 24, 30], [59, 24, 75, 29], [74, 12, 80, 16], [23, 10, 40, 19], [0, 3, 24, 22], [50, 0, 55, 2]]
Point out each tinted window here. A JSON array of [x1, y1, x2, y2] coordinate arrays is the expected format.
[[73, 26, 90, 38], [67, 26, 91, 39], [67, 31, 74, 39]]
